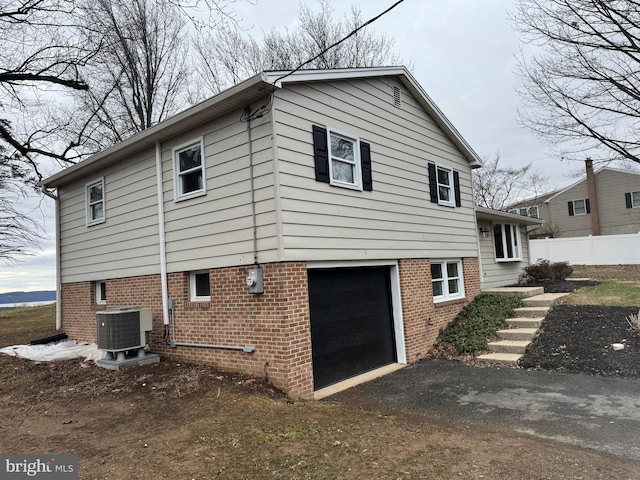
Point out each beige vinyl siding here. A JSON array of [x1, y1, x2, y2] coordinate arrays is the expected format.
[[594, 169, 640, 235], [161, 103, 278, 272], [58, 148, 160, 283], [273, 78, 478, 261], [478, 220, 530, 289], [548, 182, 592, 237], [546, 169, 640, 237]]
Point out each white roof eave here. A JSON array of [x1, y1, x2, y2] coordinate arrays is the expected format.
[[41, 73, 274, 188], [43, 66, 484, 188]]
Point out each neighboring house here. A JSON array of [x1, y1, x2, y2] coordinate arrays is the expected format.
[[508, 162, 640, 238], [476, 207, 543, 289], [41, 66, 488, 399]]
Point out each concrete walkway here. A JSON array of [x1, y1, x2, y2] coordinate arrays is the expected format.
[[329, 359, 640, 463]]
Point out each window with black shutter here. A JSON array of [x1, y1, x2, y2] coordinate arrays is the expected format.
[[428, 162, 461, 207], [311, 125, 372, 191]]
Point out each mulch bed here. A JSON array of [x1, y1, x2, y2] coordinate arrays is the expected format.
[[519, 305, 640, 378], [503, 278, 640, 378], [512, 279, 602, 293]]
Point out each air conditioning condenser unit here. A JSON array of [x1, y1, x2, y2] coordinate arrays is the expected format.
[[97, 308, 153, 352]]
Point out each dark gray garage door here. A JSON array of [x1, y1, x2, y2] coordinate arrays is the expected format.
[[308, 266, 396, 390]]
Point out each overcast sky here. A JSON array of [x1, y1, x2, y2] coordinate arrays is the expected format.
[[0, 0, 581, 294]]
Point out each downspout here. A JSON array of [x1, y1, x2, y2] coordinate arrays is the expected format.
[[154, 141, 169, 325], [42, 187, 62, 330]]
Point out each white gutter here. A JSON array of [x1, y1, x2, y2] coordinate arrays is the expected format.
[[41, 187, 62, 330], [154, 141, 169, 325]]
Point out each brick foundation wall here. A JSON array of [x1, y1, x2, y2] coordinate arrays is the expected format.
[[61, 263, 314, 399], [61, 257, 480, 399], [399, 257, 481, 362]]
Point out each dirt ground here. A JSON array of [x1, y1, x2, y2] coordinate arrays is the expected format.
[[2, 297, 640, 478], [1, 355, 640, 480], [571, 264, 640, 282]]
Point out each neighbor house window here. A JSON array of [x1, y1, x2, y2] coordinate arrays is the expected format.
[[568, 198, 589, 216], [190, 271, 210, 301], [431, 260, 464, 302], [493, 223, 521, 261], [95, 281, 106, 305], [86, 178, 105, 225], [626, 191, 640, 208], [509, 206, 539, 218], [174, 138, 205, 200], [328, 129, 362, 189]]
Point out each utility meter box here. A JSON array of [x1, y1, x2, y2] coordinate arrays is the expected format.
[[246, 266, 264, 294]]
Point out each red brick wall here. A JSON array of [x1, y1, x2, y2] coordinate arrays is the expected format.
[[61, 263, 314, 399], [399, 257, 480, 362], [61, 257, 480, 399]]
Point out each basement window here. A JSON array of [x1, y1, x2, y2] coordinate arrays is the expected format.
[[190, 271, 211, 301], [431, 260, 464, 302], [95, 281, 107, 305]]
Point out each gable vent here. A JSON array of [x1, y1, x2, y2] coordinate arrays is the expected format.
[[392, 85, 402, 108]]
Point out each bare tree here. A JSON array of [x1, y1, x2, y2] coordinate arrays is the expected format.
[[473, 153, 552, 210], [71, 0, 190, 148], [0, 147, 42, 263], [193, 0, 402, 96], [513, 0, 640, 166], [529, 221, 563, 239], [0, 1, 94, 177]]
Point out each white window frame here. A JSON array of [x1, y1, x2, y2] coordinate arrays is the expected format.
[[95, 281, 106, 305], [631, 191, 640, 208], [571, 198, 587, 216], [431, 259, 465, 303], [509, 206, 539, 218], [493, 223, 522, 262], [190, 271, 211, 302], [86, 178, 105, 226], [436, 165, 454, 207], [173, 137, 206, 201], [327, 128, 362, 190]]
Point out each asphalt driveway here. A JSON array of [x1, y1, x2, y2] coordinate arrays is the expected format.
[[329, 359, 640, 463]]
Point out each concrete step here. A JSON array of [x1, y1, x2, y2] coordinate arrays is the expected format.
[[507, 317, 544, 328], [522, 293, 570, 307], [496, 328, 538, 341], [488, 340, 531, 354], [514, 306, 550, 318], [482, 286, 544, 298], [477, 352, 522, 364]]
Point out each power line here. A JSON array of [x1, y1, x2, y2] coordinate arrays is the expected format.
[[270, 0, 407, 87]]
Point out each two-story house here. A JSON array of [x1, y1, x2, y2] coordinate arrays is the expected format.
[[42, 67, 491, 399], [509, 161, 640, 238]]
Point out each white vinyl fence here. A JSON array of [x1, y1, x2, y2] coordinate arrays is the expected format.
[[530, 233, 640, 265]]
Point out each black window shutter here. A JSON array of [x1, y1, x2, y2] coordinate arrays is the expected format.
[[312, 125, 330, 184], [360, 141, 373, 191], [626, 192, 633, 209], [453, 170, 461, 207], [585, 198, 591, 214], [568, 201, 574, 216], [428, 163, 438, 203]]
